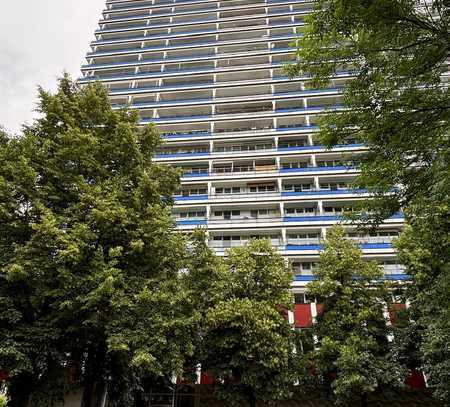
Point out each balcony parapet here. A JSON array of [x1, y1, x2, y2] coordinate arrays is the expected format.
[[106, 0, 312, 13], [89, 34, 295, 58], [83, 47, 294, 71], [79, 62, 285, 83], [158, 144, 358, 158], [103, 0, 313, 20], [111, 87, 340, 111], [295, 273, 409, 282], [145, 104, 345, 126], [108, 73, 310, 97], [173, 188, 370, 203], [95, 11, 307, 35]]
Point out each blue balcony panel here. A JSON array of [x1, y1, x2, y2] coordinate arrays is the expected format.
[[280, 166, 355, 173], [360, 243, 393, 249], [182, 172, 209, 177], [286, 242, 392, 251], [176, 219, 207, 226], [294, 275, 315, 282], [283, 215, 340, 222], [384, 274, 410, 281], [155, 152, 210, 158], [174, 195, 208, 201], [281, 189, 367, 197], [294, 274, 409, 282], [286, 244, 323, 251]]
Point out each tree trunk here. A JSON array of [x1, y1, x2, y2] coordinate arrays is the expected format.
[[7, 373, 33, 407], [360, 393, 368, 407], [248, 391, 256, 407], [80, 347, 107, 407], [81, 382, 107, 407]]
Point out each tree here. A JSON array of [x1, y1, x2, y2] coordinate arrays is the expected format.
[[395, 208, 450, 402], [198, 239, 298, 407], [180, 229, 229, 383], [287, 0, 450, 401], [307, 226, 403, 406], [0, 76, 193, 406]]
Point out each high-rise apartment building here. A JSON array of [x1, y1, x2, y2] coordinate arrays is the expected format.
[[79, 0, 406, 297]]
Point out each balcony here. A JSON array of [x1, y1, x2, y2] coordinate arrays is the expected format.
[[172, 188, 368, 203]]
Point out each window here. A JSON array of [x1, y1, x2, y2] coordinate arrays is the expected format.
[[214, 210, 241, 219], [282, 161, 308, 169], [181, 188, 207, 196], [288, 233, 319, 241], [250, 209, 277, 218], [181, 166, 208, 174], [284, 184, 312, 192], [293, 292, 314, 303], [292, 262, 318, 276], [279, 139, 307, 148], [249, 185, 276, 193], [178, 211, 206, 219], [319, 182, 349, 190], [215, 187, 241, 194], [285, 207, 315, 215], [324, 206, 344, 214]]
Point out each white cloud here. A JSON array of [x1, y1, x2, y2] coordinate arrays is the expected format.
[[0, 0, 105, 134]]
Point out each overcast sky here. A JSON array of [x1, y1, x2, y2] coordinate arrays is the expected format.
[[0, 1, 106, 134]]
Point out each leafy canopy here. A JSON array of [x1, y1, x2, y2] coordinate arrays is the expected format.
[[288, 1, 450, 402], [198, 239, 298, 407], [0, 76, 191, 406], [307, 226, 403, 404], [287, 0, 449, 223]]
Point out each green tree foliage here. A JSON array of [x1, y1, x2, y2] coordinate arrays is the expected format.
[[395, 208, 450, 402], [0, 77, 192, 406], [307, 226, 403, 406], [197, 239, 298, 407], [287, 0, 449, 401], [180, 229, 229, 383], [286, 0, 449, 222]]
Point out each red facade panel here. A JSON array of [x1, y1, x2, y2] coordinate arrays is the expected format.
[[406, 369, 427, 390], [294, 304, 312, 328], [200, 372, 215, 385]]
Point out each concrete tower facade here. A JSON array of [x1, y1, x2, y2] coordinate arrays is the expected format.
[[80, 0, 406, 297]]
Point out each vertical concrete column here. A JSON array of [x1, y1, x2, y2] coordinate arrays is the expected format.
[[281, 227, 287, 246], [314, 176, 320, 190], [317, 200, 323, 215]]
